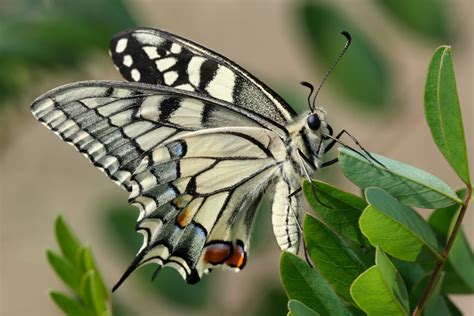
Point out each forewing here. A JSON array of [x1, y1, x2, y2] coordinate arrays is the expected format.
[[109, 27, 297, 128], [114, 126, 288, 286], [31, 80, 286, 191]]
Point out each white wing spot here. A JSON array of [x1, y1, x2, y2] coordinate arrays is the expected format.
[[164, 71, 179, 85], [170, 43, 182, 54], [131, 69, 141, 81], [188, 56, 206, 87], [143, 46, 160, 59], [206, 65, 235, 103], [134, 33, 164, 46], [156, 57, 177, 72], [123, 55, 133, 67], [174, 84, 195, 91], [115, 38, 128, 53]]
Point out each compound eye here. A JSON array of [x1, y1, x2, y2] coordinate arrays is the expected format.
[[307, 114, 321, 130]]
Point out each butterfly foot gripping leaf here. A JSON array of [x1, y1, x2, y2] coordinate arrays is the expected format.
[[31, 27, 340, 288]]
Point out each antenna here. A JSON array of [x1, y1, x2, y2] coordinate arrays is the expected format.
[[312, 31, 352, 109], [300, 81, 315, 111]]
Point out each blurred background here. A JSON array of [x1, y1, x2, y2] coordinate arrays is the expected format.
[[0, 0, 472, 315]]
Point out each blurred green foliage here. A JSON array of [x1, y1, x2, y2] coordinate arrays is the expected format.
[[377, 0, 453, 41], [48, 216, 112, 316], [298, 2, 391, 110], [0, 0, 136, 106]]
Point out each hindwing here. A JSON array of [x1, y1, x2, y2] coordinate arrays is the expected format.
[[114, 126, 287, 286]]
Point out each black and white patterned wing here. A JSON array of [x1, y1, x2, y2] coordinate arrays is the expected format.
[[31, 80, 287, 191], [109, 27, 297, 130], [31, 80, 288, 285], [115, 126, 287, 286]]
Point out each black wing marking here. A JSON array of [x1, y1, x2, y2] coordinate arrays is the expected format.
[[109, 27, 298, 127]]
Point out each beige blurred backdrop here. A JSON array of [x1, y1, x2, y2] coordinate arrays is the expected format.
[[1, 0, 473, 315]]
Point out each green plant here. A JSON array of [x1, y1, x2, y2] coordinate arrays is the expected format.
[[47, 215, 112, 316], [280, 46, 472, 315]]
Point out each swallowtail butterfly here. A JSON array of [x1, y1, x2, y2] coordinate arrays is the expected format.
[[31, 28, 352, 289]]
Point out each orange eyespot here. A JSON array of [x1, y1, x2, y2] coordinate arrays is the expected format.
[[204, 243, 232, 265]]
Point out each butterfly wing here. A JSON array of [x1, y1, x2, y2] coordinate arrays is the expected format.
[[109, 27, 297, 131], [31, 81, 289, 285], [118, 126, 287, 286]]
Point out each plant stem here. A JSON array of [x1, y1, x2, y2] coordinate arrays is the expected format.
[[412, 185, 472, 316]]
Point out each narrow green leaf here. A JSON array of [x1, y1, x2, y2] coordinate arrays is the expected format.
[[350, 247, 409, 315], [49, 291, 88, 316], [298, 2, 391, 109], [55, 215, 81, 264], [428, 189, 474, 293], [80, 247, 109, 300], [361, 188, 440, 261], [87, 271, 109, 315], [339, 147, 463, 208], [377, 0, 452, 41], [280, 252, 351, 316], [288, 300, 320, 316], [425, 46, 470, 185], [303, 180, 369, 247], [79, 271, 97, 313], [304, 214, 371, 302], [46, 250, 82, 292]]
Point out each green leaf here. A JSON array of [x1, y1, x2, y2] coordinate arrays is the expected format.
[[444, 231, 474, 293], [339, 147, 463, 208], [350, 247, 409, 315], [303, 180, 369, 247], [298, 2, 391, 109], [87, 271, 109, 315], [78, 271, 98, 314], [80, 247, 109, 300], [304, 214, 372, 302], [46, 250, 82, 292], [280, 252, 351, 316], [288, 300, 320, 316], [0, 0, 137, 105], [445, 296, 463, 316], [425, 46, 470, 185], [49, 291, 88, 316], [377, 0, 452, 41], [409, 273, 461, 316], [360, 188, 440, 261], [55, 215, 81, 264], [424, 272, 448, 316], [428, 189, 474, 293]]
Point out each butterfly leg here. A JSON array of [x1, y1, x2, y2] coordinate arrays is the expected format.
[[323, 129, 388, 170], [296, 149, 332, 209], [288, 201, 314, 269]]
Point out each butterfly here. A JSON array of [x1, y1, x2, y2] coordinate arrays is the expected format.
[[30, 27, 352, 290]]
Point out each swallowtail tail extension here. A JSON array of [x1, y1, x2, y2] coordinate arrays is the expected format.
[[31, 28, 350, 289]]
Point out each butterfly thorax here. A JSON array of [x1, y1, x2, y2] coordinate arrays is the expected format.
[[284, 108, 329, 186]]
